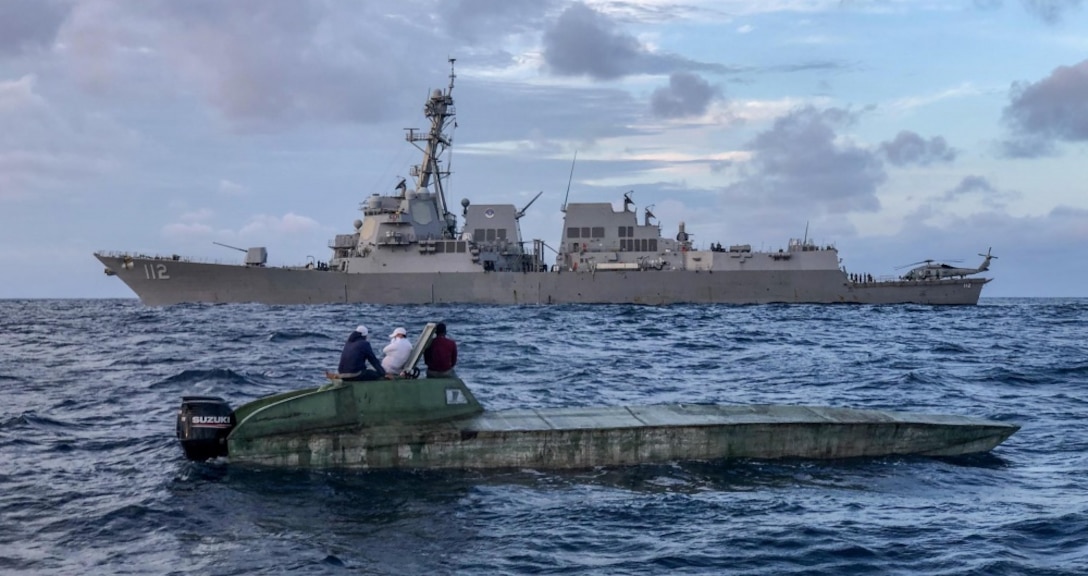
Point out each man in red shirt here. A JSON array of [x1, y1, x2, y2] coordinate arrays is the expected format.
[[424, 322, 458, 378]]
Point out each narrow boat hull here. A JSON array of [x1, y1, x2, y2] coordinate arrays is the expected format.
[[175, 338, 1017, 471], [225, 399, 1018, 469]]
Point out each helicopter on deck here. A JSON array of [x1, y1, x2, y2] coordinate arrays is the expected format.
[[900, 248, 996, 281]]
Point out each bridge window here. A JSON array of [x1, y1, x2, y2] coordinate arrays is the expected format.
[[457, 241, 466, 253], [592, 227, 604, 238], [567, 227, 580, 238], [497, 229, 507, 240], [486, 229, 496, 241], [474, 228, 485, 242], [581, 227, 590, 238]]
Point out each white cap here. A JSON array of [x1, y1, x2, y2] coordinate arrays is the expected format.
[[355, 325, 368, 336], [390, 327, 407, 337]]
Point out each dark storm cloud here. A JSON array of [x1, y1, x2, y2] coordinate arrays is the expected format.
[[0, 0, 70, 55], [722, 107, 886, 214], [1000, 59, 1088, 157], [542, 2, 726, 80], [650, 72, 721, 119], [879, 131, 957, 166]]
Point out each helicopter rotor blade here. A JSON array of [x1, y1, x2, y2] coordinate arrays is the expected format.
[[895, 259, 932, 270]]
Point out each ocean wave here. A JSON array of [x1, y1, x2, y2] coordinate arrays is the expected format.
[[150, 368, 256, 389], [2, 298, 1087, 575], [0, 411, 83, 431]]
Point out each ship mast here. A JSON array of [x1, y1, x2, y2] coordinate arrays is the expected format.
[[406, 58, 458, 236]]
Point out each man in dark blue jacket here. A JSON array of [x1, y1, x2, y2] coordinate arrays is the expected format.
[[337, 325, 385, 381]]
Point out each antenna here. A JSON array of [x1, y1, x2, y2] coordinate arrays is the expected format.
[[562, 151, 577, 212], [803, 221, 809, 246], [447, 57, 457, 94]]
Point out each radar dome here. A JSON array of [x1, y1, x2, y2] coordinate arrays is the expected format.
[[461, 198, 470, 208], [353, 219, 363, 230]]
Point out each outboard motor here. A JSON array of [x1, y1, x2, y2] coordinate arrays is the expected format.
[[176, 396, 235, 461]]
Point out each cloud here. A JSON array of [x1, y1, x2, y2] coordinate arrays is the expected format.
[[1000, 59, 1088, 157], [879, 131, 957, 166], [238, 213, 321, 236], [55, 0, 444, 130], [650, 72, 722, 119], [0, 74, 130, 201], [972, 0, 1083, 23], [939, 175, 1019, 206], [541, 2, 726, 80], [1019, 0, 1084, 23], [162, 211, 319, 241], [179, 208, 214, 222], [944, 175, 997, 199], [721, 106, 886, 215], [162, 221, 214, 239], [902, 176, 1020, 225], [218, 179, 249, 196], [439, 0, 557, 44], [0, 0, 70, 55]]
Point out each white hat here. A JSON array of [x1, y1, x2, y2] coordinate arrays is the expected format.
[[390, 327, 407, 337], [355, 325, 368, 336]]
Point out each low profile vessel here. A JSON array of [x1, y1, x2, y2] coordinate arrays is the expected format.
[[175, 324, 1018, 469], [98, 60, 994, 306]]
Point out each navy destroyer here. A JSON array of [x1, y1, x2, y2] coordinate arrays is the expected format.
[[96, 60, 993, 306]]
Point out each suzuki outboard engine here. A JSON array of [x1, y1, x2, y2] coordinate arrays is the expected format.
[[176, 396, 235, 461]]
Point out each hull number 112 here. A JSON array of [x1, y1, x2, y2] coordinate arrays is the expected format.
[[144, 263, 170, 280]]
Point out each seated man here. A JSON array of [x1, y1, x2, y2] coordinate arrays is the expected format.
[[381, 327, 412, 375], [337, 325, 386, 381], [423, 322, 457, 378]]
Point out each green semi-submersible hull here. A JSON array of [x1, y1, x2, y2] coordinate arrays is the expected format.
[[175, 324, 1018, 470], [191, 378, 1016, 469]]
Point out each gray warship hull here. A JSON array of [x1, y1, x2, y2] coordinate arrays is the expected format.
[[96, 253, 988, 306], [98, 63, 995, 307]]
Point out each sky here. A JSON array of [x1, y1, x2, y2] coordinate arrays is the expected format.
[[1, 0, 1086, 299]]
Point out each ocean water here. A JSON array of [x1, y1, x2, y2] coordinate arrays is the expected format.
[[1, 298, 1086, 575]]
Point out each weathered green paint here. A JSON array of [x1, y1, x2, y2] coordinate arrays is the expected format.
[[229, 377, 483, 457], [225, 378, 1018, 470]]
